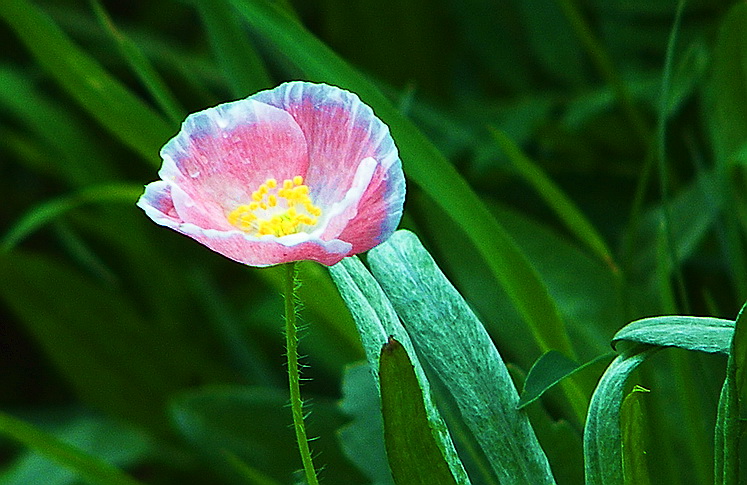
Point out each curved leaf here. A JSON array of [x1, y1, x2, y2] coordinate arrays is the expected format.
[[584, 349, 656, 485], [368, 230, 556, 484], [329, 257, 471, 484], [612, 316, 734, 354], [518, 351, 614, 409], [380, 338, 459, 485]]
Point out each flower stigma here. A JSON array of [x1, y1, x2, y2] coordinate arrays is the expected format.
[[227, 176, 323, 237]]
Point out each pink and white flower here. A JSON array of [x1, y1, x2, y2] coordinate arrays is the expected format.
[[137, 81, 405, 267]]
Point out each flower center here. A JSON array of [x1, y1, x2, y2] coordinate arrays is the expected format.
[[227, 176, 323, 236]]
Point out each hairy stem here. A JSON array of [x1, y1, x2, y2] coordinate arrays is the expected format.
[[283, 262, 319, 485]]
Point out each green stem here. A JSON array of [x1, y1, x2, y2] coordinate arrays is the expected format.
[[283, 262, 319, 485]]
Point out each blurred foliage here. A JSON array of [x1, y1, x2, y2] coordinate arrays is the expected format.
[[1, 0, 746, 483]]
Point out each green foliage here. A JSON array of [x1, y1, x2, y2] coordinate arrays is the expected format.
[[379, 338, 461, 485], [1, 0, 746, 482]]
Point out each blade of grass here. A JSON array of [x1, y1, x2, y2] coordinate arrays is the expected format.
[[554, 0, 651, 146], [0, 0, 173, 164], [491, 128, 616, 270], [234, 0, 575, 364], [89, 0, 186, 124], [1, 183, 144, 252], [196, 0, 272, 97], [655, 0, 689, 313], [0, 411, 145, 485]]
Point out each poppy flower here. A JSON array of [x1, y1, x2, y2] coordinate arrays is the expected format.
[[137, 81, 405, 267]]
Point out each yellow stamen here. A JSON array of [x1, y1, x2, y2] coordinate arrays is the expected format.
[[227, 176, 322, 236]]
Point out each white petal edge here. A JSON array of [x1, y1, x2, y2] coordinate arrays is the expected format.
[[311, 156, 377, 239]]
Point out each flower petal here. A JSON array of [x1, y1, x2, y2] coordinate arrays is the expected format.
[[137, 181, 181, 225], [335, 153, 406, 253], [252, 82, 399, 211], [160, 98, 310, 222]]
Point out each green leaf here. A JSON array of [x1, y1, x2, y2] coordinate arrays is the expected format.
[[703, 2, 747, 166], [0, 250, 183, 433], [169, 385, 366, 484], [621, 386, 651, 485], [491, 128, 616, 269], [90, 0, 185, 124], [0, 66, 114, 186], [367, 230, 556, 484], [611, 316, 735, 354], [0, 411, 145, 485], [1, 413, 152, 485], [195, 0, 272, 97], [518, 351, 615, 409], [584, 349, 656, 485], [715, 303, 747, 485], [379, 338, 460, 485], [0, 0, 173, 164], [233, 0, 573, 364], [328, 257, 471, 484], [1, 183, 143, 252], [338, 363, 393, 485]]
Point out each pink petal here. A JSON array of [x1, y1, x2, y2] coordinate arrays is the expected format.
[[252, 82, 398, 210], [137, 181, 181, 225], [335, 157, 406, 254], [160, 98, 310, 226]]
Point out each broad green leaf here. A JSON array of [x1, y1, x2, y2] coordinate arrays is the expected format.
[[587, 312, 738, 485], [715, 303, 747, 485], [368, 230, 556, 484], [233, 0, 573, 365], [620, 386, 651, 485], [0, 0, 173, 164], [328, 257, 471, 484], [0, 411, 144, 485], [379, 338, 458, 485], [338, 363, 393, 485], [90, 0, 185, 124], [195, 0, 272, 98], [611, 316, 735, 354], [584, 349, 656, 485], [1, 184, 143, 252], [1, 413, 151, 485], [492, 128, 615, 269], [518, 351, 615, 409], [169, 385, 365, 484]]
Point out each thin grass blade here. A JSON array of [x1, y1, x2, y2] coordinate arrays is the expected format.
[[491, 128, 616, 270], [0, 0, 173, 164], [0, 411, 145, 485]]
